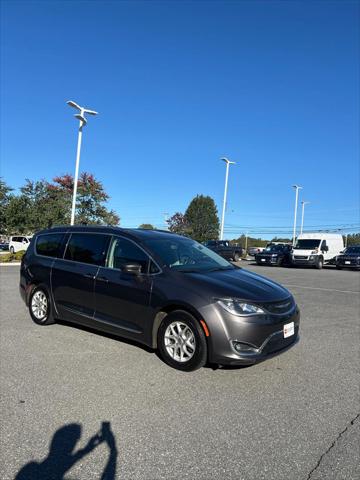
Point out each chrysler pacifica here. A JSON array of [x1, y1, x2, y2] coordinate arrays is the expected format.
[[20, 226, 300, 371]]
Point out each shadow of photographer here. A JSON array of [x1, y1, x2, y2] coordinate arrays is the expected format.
[[15, 421, 117, 480]]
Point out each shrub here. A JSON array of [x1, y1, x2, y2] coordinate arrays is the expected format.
[[0, 250, 25, 263]]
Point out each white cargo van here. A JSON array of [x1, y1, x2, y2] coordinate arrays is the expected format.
[[292, 233, 344, 269]]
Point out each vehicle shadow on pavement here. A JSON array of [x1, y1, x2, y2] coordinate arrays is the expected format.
[[15, 421, 118, 480]]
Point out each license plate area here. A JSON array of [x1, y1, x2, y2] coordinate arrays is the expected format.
[[283, 322, 294, 338]]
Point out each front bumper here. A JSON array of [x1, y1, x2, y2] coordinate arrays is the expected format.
[[292, 255, 317, 265], [202, 303, 300, 366], [256, 255, 279, 265], [336, 258, 360, 269]]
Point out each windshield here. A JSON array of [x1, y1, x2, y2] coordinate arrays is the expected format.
[[264, 245, 285, 252], [294, 239, 321, 250], [344, 246, 360, 254], [143, 237, 235, 272]]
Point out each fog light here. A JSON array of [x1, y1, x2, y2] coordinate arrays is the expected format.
[[232, 341, 258, 354]]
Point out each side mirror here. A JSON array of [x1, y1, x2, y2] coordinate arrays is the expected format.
[[122, 262, 142, 275], [323, 246, 329, 252]]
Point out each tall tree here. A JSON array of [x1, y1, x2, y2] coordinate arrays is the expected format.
[[166, 212, 190, 236], [184, 195, 220, 242], [0, 178, 13, 233], [49, 173, 119, 226], [139, 223, 155, 229]]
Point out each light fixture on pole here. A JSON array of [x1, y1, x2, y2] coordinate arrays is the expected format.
[[292, 184, 302, 246], [300, 201, 310, 235], [220, 157, 236, 240], [66, 100, 98, 225]]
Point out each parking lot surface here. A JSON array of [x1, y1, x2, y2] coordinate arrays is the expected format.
[[1, 263, 359, 480]]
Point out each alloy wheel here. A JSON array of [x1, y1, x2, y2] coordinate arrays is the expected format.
[[31, 291, 48, 321], [164, 321, 196, 363]]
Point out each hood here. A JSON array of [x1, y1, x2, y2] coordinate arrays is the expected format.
[[339, 252, 360, 258], [182, 267, 291, 303]]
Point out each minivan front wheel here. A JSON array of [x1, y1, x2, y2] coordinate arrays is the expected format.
[[29, 287, 54, 325], [158, 311, 207, 371]]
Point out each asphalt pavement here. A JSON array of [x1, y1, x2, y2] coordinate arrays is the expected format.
[[0, 263, 359, 480]]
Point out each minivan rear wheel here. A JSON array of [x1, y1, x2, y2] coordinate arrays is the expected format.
[[157, 311, 207, 371], [29, 287, 55, 325], [10, 246, 15, 254]]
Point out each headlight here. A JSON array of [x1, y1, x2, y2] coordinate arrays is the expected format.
[[217, 298, 265, 316]]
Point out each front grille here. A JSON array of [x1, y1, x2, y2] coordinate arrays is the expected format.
[[294, 255, 308, 260], [262, 326, 299, 355], [261, 297, 295, 314], [339, 257, 359, 265]]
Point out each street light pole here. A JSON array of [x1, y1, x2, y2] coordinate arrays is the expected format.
[[220, 157, 236, 240], [66, 100, 98, 226], [292, 184, 302, 246], [300, 201, 310, 235]]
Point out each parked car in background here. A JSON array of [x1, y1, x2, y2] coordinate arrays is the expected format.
[[9, 236, 32, 254], [335, 245, 360, 270], [203, 240, 243, 262], [291, 233, 344, 269], [255, 244, 292, 266], [0, 242, 9, 251], [20, 226, 299, 371], [248, 246, 265, 256]]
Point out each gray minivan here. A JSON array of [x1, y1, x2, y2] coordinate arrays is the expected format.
[[20, 226, 300, 371]]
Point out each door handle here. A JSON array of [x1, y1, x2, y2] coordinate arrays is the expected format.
[[83, 273, 95, 279], [97, 276, 109, 283]]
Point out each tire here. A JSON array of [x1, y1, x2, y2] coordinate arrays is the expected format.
[[10, 246, 15, 254], [233, 252, 240, 262], [29, 286, 55, 325], [315, 257, 324, 270], [157, 310, 207, 372], [336, 265, 342, 270], [256, 260, 262, 266], [276, 257, 283, 267]]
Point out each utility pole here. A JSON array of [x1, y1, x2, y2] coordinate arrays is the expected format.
[[300, 201, 310, 235], [67, 100, 98, 225], [292, 185, 303, 246], [220, 157, 236, 240]]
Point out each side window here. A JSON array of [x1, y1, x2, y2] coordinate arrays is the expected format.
[[64, 233, 110, 266], [107, 237, 149, 273], [36, 233, 64, 258]]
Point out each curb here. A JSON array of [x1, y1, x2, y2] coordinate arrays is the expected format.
[[0, 262, 21, 266]]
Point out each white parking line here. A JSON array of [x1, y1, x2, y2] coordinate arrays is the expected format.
[[284, 284, 359, 294]]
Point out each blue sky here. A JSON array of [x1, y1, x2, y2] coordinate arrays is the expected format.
[[1, 0, 359, 238]]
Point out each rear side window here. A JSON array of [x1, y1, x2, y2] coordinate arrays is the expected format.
[[64, 233, 110, 266], [36, 233, 65, 258]]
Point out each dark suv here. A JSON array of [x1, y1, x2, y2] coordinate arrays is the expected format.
[[255, 244, 292, 266], [20, 226, 300, 371], [336, 245, 360, 270]]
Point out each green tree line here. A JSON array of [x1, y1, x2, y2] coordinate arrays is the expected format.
[[0, 174, 119, 235]]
